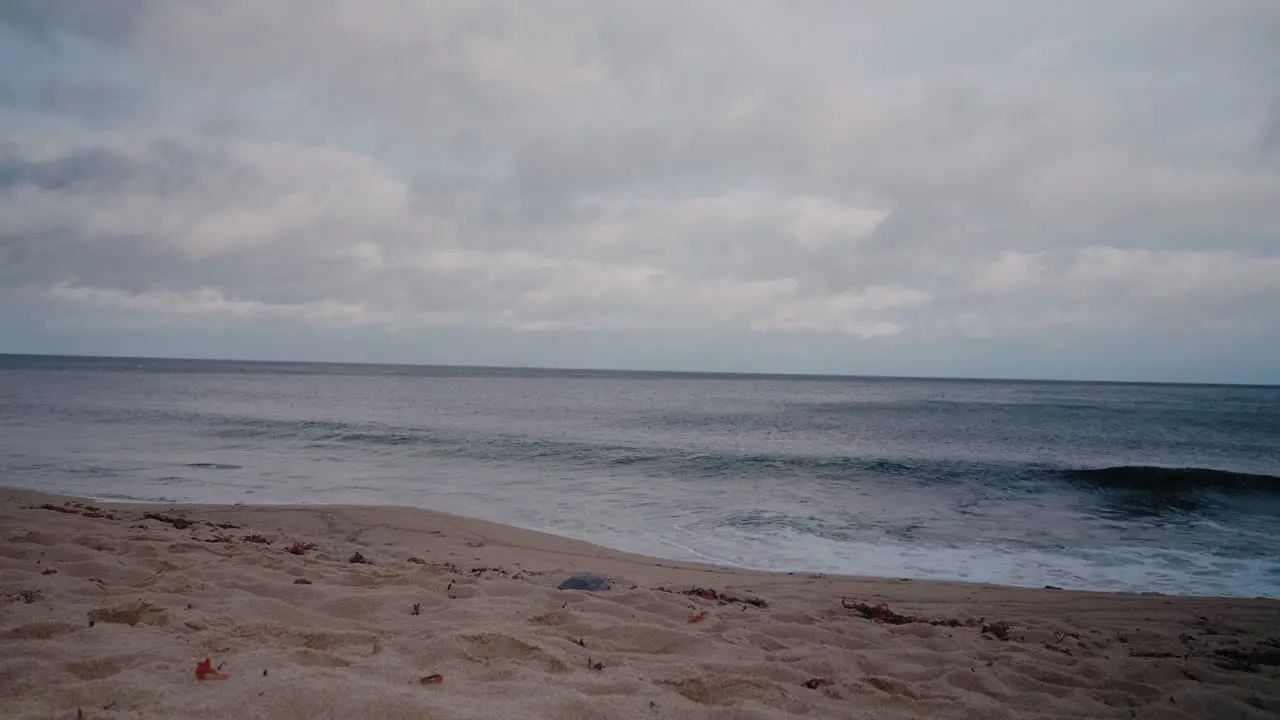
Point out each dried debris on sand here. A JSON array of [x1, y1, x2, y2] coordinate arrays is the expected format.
[[657, 586, 770, 608], [141, 512, 195, 529], [30, 502, 120, 520], [841, 599, 1019, 640]]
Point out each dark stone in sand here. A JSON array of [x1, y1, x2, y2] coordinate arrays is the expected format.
[[557, 573, 612, 591]]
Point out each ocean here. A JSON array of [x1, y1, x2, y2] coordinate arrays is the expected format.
[[1, 354, 1277, 598]]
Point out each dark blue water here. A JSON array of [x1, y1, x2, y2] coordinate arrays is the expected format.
[[2, 354, 1277, 597]]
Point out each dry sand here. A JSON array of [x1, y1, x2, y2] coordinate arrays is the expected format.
[[2, 487, 1278, 719]]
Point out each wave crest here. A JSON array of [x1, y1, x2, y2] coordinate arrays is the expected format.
[[1065, 466, 1279, 494]]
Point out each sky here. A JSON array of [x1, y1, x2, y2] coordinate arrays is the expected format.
[[1, 1, 1278, 384]]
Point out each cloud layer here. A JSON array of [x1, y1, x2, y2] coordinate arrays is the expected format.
[[2, 1, 1278, 381]]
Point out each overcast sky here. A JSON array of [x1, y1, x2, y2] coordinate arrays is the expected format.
[[1, 1, 1278, 383]]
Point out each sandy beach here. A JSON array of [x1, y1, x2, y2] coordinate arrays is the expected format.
[[2, 488, 1277, 719]]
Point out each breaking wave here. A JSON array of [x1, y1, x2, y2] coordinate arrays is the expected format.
[[1064, 466, 1280, 494]]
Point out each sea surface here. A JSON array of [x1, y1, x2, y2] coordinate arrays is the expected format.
[[2, 354, 1278, 598]]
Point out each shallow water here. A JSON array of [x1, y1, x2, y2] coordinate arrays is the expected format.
[[2, 354, 1277, 597]]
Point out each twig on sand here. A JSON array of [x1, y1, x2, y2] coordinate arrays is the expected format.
[[840, 599, 1016, 640], [32, 502, 119, 520], [142, 512, 194, 529], [841, 599, 972, 628], [656, 586, 769, 609]]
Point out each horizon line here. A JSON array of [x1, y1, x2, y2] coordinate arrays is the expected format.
[[2, 351, 1276, 390]]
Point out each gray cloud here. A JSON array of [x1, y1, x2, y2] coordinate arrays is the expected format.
[[0, 1, 1277, 382], [0, 79, 141, 121], [0, 0, 148, 45], [1263, 97, 1280, 161]]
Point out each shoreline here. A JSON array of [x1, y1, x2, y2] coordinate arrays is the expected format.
[[4, 486, 1279, 718], [43, 486, 1271, 601]]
